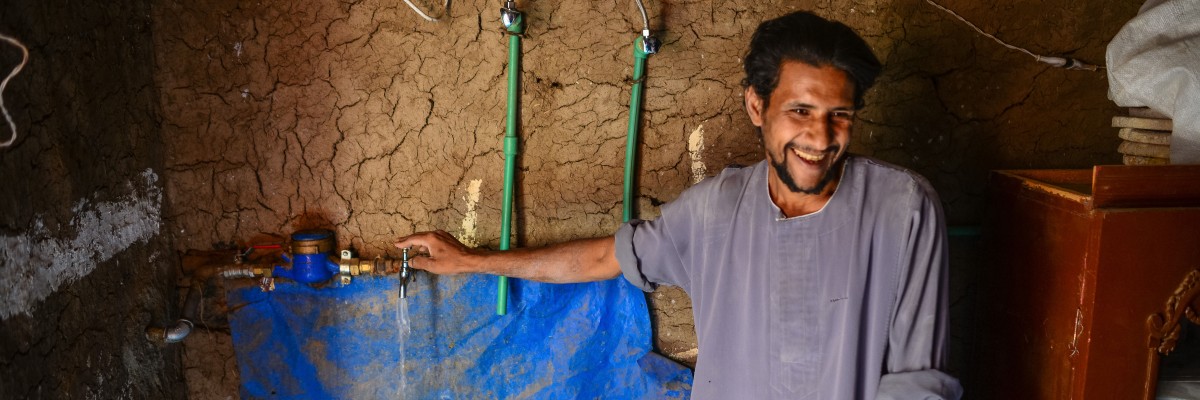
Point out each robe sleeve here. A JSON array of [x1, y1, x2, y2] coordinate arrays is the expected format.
[[613, 191, 698, 293], [613, 168, 736, 293], [875, 187, 963, 400]]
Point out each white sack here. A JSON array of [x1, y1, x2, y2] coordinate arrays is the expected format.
[[1107, 0, 1200, 164]]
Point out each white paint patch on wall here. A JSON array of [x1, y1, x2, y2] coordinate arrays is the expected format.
[[688, 123, 707, 184], [0, 169, 162, 320], [456, 179, 482, 247]]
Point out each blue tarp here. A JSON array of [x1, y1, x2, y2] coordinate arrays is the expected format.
[[227, 272, 693, 399]]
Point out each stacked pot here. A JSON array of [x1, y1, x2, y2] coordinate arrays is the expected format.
[[1115, 108, 1173, 165]]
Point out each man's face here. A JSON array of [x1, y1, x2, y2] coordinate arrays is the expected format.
[[746, 61, 855, 196]]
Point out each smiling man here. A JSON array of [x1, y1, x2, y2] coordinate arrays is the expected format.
[[395, 11, 962, 399]]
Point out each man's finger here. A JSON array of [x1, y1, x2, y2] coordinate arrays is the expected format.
[[394, 233, 432, 251], [407, 255, 444, 273], [406, 246, 432, 259]]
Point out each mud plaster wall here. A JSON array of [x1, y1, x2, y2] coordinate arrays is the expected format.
[[152, 0, 1140, 395], [0, 0, 186, 398]]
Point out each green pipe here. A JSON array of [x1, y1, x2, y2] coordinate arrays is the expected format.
[[497, 13, 524, 316], [622, 37, 651, 223]]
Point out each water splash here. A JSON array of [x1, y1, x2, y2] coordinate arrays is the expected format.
[[395, 297, 411, 398]]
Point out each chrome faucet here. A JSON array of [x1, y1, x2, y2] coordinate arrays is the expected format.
[[399, 247, 412, 298]]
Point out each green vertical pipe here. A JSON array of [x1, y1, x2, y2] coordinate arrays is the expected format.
[[623, 37, 651, 223], [497, 14, 524, 316]]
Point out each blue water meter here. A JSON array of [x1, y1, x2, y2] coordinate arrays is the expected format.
[[273, 229, 339, 284]]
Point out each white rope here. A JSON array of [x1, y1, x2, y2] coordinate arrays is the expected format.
[[924, 0, 1103, 71], [403, 0, 450, 22], [1, 33, 29, 148]]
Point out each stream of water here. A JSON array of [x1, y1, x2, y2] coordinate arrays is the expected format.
[[396, 298, 410, 398]]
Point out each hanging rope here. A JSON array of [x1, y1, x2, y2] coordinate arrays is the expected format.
[[924, 0, 1103, 71], [1, 33, 29, 148]]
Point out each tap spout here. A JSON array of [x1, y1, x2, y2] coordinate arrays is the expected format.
[[399, 247, 412, 298]]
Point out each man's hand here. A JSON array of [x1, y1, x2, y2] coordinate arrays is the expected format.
[[394, 230, 482, 275]]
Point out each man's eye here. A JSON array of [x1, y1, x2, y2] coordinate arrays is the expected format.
[[832, 112, 854, 120], [791, 109, 810, 116]]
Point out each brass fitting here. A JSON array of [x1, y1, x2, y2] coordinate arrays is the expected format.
[[335, 250, 381, 285]]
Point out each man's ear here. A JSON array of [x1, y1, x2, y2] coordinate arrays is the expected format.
[[744, 86, 764, 127]]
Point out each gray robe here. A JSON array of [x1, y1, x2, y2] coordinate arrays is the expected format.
[[615, 156, 962, 399]]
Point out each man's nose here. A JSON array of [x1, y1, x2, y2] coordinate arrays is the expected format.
[[805, 114, 834, 150]]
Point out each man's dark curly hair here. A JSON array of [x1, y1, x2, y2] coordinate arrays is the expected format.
[[742, 11, 882, 109]]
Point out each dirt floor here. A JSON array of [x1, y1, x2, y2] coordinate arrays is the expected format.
[[0, 0, 1142, 397]]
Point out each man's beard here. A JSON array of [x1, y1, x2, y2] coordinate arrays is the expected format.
[[770, 147, 845, 195]]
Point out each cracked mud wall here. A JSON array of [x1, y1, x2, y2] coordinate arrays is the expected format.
[[152, 0, 1140, 395], [0, 0, 185, 398]]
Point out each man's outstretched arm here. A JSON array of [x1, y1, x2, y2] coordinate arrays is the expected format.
[[394, 230, 622, 283]]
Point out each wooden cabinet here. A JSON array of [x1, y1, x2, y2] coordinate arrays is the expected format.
[[971, 165, 1200, 400]]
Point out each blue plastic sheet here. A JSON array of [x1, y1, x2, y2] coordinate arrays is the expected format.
[[227, 273, 693, 399]]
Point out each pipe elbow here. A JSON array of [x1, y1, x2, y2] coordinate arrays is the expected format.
[[146, 319, 194, 344], [165, 319, 194, 343]]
